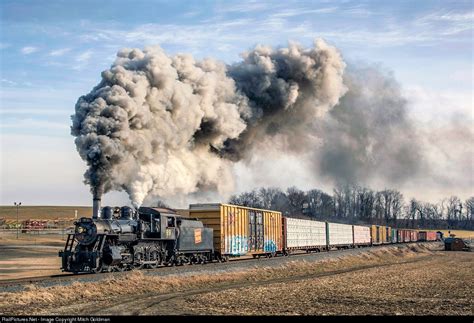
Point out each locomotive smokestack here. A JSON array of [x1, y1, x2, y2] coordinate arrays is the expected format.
[[92, 196, 101, 219]]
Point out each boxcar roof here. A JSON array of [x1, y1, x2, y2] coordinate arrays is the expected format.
[[189, 203, 282, 214]]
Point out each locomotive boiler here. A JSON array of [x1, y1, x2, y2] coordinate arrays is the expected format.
[[59, 200, 214, 273]]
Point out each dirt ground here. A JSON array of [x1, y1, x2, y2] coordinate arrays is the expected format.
[[181, 252, 473, 315], [0, 243, 472, 316], [0, 233, 65, 279]]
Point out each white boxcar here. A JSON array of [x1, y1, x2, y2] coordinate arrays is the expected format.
[[327, 222, 353, 247], [353, 225, 371, 245], [284, 217, 326, 250]]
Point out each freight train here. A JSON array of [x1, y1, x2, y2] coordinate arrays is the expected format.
[[59, 203, 438, 274]]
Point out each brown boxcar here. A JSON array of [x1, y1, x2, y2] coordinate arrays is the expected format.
[[419, 231, 436, 241], [410, 230, 418, 242], [400, 229, 410, 242], [427, 231, 437, 241], [188, 203, 282, 258], [397, 229, 403, 243], [420, 231, 427, 241]]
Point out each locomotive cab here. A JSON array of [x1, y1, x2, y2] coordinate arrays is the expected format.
[[137, 207, 178, 240]]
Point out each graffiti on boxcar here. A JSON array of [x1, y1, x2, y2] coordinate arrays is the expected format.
[[264, 240, 277, 252], [226, 235, 249, 255]]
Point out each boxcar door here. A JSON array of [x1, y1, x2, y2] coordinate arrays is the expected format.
[[248, 210, 264, 252], [248, 211, 256, 252], [256, 211, 264, 251]]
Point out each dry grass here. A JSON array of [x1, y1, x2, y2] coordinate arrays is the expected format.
[[0, 243, 441, 315]]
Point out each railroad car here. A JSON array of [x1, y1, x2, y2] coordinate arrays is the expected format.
[[391, 228, 398, 244], [188, 203, 282, 259], [418, 231, 428, 241], [282, 217, 327, 254], [410, 230, 418, 242], [380, 226, 387, 244], [397, 229, 403, 243], [427, 231, 437, 241], [326, 222, 353, 249], [371, 225, 384, 245], [418, 231, 437, 241], [399, 229, 410, 243], [353, 225, 371, 247]]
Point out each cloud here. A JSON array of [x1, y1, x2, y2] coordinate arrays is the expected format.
[[76, 50, 93, 62], [49, 48, 71, 56], [214, 1, 272, 14], [21, 46, 39, 54], [270, 7, 339, 18], [415, 9, 474, 35], [72, 50, 93, 70], [1, 78, 17, 86]]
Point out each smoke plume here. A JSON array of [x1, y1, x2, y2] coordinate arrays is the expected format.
[[71, 39, 421, 206], [316, 65, 422, 186]]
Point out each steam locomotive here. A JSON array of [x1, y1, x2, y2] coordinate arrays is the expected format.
[[59, 204, 214, 273]]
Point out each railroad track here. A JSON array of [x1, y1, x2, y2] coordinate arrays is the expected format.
[[0, 242, 438, 288]]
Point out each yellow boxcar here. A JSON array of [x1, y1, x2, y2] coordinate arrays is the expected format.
[[371, 225, 384, 245], [380, 225, 386, 244], [188, 203, 282, 257]]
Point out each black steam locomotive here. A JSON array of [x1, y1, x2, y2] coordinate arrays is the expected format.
[[59, 206, 214, 273]]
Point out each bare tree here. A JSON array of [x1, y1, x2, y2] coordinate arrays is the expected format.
[[258, 187, 282, 210], [286, 186, 306, 216], [228, 190, 262, 208], [466, 197, 474, 222], [446, 196, 462, 228]]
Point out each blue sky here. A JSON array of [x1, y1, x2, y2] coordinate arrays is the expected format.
[[0, 0, 472, 206]]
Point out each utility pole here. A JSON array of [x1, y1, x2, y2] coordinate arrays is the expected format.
[[14, 202, 21, 239]]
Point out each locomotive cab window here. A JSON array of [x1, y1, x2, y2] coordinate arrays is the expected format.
[[167, 217, 175, 227]]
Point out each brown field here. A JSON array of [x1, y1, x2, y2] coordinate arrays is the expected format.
[[0, 243, 472, 316], [0, 206, 91, 221], [430, 229, 474, 239]]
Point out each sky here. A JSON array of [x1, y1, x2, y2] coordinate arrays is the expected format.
[[0, 0, 473, 207]]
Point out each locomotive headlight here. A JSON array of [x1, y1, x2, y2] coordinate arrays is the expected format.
[[77, 226, 85, 233]]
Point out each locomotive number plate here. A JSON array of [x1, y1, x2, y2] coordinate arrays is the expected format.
[[194, 229, 202, 244]]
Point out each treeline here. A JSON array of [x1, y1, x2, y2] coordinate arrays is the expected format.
[[228, 185, 474, 230]]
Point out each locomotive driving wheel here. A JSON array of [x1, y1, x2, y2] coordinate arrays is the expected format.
[[148, 249, 161, 269], [133, 250, 145, 269]]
